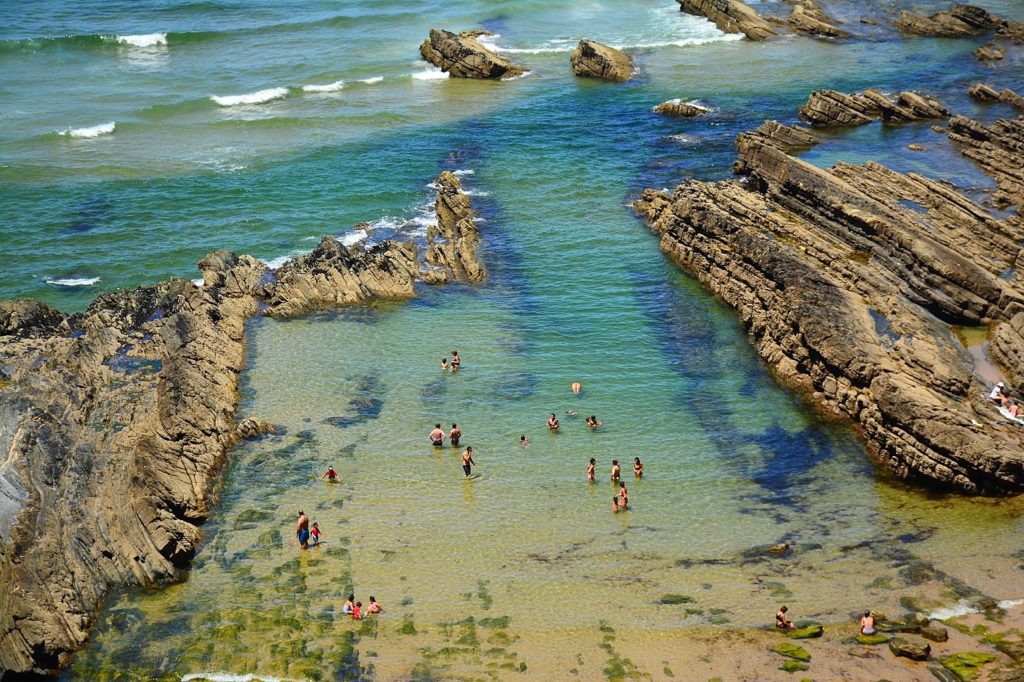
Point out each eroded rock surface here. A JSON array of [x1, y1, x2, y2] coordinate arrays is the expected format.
[[677, 0, 776, 41], [895, 3, 998, 37], [569, 40, 633, 82], [633, 117, 1024, 495], [800, 89, 949, 127], [787, 1, 848, 38], [968, 84, 1024, 112], [653, 100, 710, 117], [419, 28, 525, 79], [0, 174, 485, 675]]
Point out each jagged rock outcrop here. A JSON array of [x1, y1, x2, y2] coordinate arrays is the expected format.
[[419, 28, 525, 79], [633, 116, 1024, 495], [424, 171, 486, 283], [969, 84, 1024, 112], [569, 40, 633, 82], [975, 43, 1005, 60], [0, 174, 486, 675], [787, 1, 848, 38], [677, 0, 775, 41], [947, 115, 1024, 207], [799, 89, 949, 127], [895, 3, 998, 37], [653, 100, 709, 117]]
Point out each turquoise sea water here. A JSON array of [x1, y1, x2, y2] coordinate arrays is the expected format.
[[4, 0, 1024, 679]]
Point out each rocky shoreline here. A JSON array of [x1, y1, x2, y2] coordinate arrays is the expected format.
[[0, 172, 483, 676], [634, 91, 1024, 494]]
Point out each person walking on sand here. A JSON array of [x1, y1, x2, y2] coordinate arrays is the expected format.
[[430, 423, 445, 447], [462, 446, 476, 478], [860, 610, 875, 635], [776, 605, 796, 629], [633, 457, 643, 478], [450, 423, 462, 447], [310, 522, 321, 546], [571, 381, 582, 394], [322, 465, 338, 481], [618, 481, 628, 509], [451, 350, 461, 371], [296, 510, 310, 550], [611, 460, 621, 482], [587, 458, 596, 482], [547, 413, 560, 431]]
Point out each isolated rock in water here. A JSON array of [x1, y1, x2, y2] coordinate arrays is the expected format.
[[799, 89, 949, 126], [997, 20, 1024, 43], [975, 42, 1006, 60], [0, 172, 487, 675], [570, 40, 633, 82], [230, 417, 281, 444], [633, 110, 1024, 495], [889, 638, 931, 660], [419, 28, 525, 79], [424, 170, 486, 283], [969, 83, 1002, 102], [788, 1, 849, 37], [895, 3, 998, 37], [677, 0, 776, 41], [654, 99, 709, 117]]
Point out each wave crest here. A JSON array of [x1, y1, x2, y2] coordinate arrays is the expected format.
[[302, 79, 344, 93], [45, 277, 100, 287], [211, 88, 288, 107], [112, 33, 168, 47], [58, 122, 116, 138]]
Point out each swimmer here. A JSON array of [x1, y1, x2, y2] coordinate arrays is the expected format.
[[441, 357, 450, 372], [430, 423, 445, 447], [565, 410, 578, 417], [860, 610, 875, 635], [612, 496, 620, 513], [343, 594, 355, 614], [547, 413, 560, 431], [586, 415, 603, 428], [618, 481, 628, 509], [776, 605, 796, 630], [611, 460, 621, 482], [322, 465, 338, 481], [462, 446, 476, 478], [633, 457, 643, 478], [450, 423, 462, 447], [571, 381, 582, 394], [587, 458, 596, 482], [352, 601, 362, 620], [310, 522, 321, 546], [520, 435, 529, 447], [451, 350, 461, 371], [368, 596, 382, 614], [296, 510, 310, 550]]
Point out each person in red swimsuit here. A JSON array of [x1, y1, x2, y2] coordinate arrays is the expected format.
[[322, 466, 338, 481]]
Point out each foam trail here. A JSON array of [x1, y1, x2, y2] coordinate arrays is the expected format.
[[59, 122, 116, 138], [411, 65, 449, 81], [211, 88, 288, 106], [114, 33, 167, 47], [359, 76, 384, 84], [46, 277, 100, 287], [302, 80, 344, 93]]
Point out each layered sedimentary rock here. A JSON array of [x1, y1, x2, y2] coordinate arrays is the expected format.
[[677, 0, 775, 41], [424, 170, 486, 283], [569, 40, 633, 82], [653, 99, 709, 117], [947, 115, 1024, 207], [895, 3, 998, 37], [968, 84, 1024, 112], [799, 89, 949, 127], [0, 174, 484, 675], [787, 1, 848, 38], [419, 28, 524, 79], [633, 119, 1024, 495]]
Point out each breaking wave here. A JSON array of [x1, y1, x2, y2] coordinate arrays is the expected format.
[[58, 122, 116, 138], [211, 88, 288, 107]]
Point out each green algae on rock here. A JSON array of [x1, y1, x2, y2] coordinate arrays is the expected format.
[[773, 643, 811, 661], [941, 652, 998, 681]]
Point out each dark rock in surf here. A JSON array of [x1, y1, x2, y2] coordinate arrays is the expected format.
[[570, 40, 633, 82], [419, 28, 525, 79], [677, 0, 776, 41]]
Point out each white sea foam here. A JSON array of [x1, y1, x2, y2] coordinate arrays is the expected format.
[[302, 80, 344, 93], [115, 33, 168, 47], [340, 228, 368, 246], [178, 671, 278, 675], [502, 70, 533, 82], [191, 278, 205, 287], [59, 122, 116, 138], [211, 87, 288, 107], [452, 169, 475, 176], [262, 255, 293, 270], [359, 76, 384, 84], [46, 277, 100, 287], [411, 65, 449, 81], [929, 598, 1024, 621]]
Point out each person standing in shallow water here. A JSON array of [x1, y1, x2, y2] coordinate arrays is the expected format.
[[611, 460, 621, 482], [633, 457, 643, 478], [451, 350, 461, 371], [587, 458, 596, 482], [449, 423, 461, 447], [547, 413, 560, 431], [296, 510, 310, 550], [462, 446, 476, 478], [430, 423, 445, 447]]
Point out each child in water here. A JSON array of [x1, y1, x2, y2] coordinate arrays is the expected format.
[[310, 522, 321, 546], [618, 482, 628, 509], [611, 460, 621, 482], [441, 357, 449, 372], [612, 496, 620, 513], [368, 596, 382, 614], [633, 457, 643, 478], [587, 458, 596, 482], [352, 602, 362, 620], [343, 595, 355, 614], [586, 415, 603, 428]]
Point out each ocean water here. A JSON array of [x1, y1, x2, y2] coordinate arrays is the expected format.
[[4, 0, 1024, 679]]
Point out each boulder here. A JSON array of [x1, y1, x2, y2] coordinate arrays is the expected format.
[[889, 637, 931, 661], [895, 4, 998, 37], [677, 0, 776, 41], [996, 640, 1024, 662], [0, 299, 67, 338], [921, 625, 949, 642], [941, 652, 998, 679], [419, 28, 525, 79], [969, 83, 1002, 101], [788, 1, 849, 37], [975, 43, 1006, 60], [654, 99, 709, 117], [570, 40, 633, 82], [856, 634, 891, 645]]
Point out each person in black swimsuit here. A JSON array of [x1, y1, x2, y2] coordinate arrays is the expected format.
[[450, 423, 461, 446]]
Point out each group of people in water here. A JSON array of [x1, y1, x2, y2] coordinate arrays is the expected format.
[[342, 594, 382, 620], [294, 509, 322, 550]]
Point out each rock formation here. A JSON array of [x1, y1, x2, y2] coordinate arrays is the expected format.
[[975, 43, 1005, 61], [419, 28, 525, 79], [0, 174, 484, 675], [787, 1, 848, 38], [799, 89, 949, 127], [569, 40, 633, 83], [967, 84, 1024, 112], [633, 116, 1024, 495], [653, 100, 709, 117], [424, 170, 486, 283], [895, 3, 998, 37], [677, 0, 775, 41], [946, 115, 1024, 207]]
